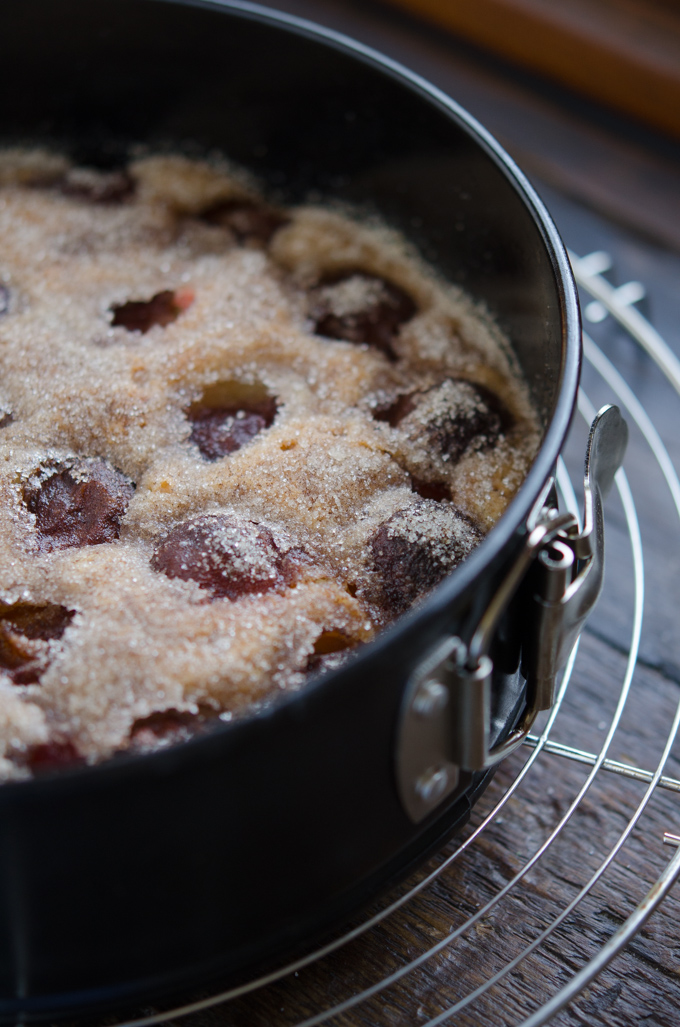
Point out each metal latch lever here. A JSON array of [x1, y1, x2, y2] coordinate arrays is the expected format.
[[521, 404, 629, 711], [396, 405, 628, 823]]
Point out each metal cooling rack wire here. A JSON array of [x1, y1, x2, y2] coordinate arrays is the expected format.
[[65, 251, 680, 1027], [572, 250, 680, 397]]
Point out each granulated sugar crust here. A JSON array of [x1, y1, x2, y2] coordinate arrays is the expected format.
[[0, 151, 540, 779]]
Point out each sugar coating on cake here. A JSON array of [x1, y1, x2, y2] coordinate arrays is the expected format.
[[0, 150, 540, 780]]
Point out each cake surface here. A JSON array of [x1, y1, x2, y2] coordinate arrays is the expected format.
[[0, 150, 539, 779]]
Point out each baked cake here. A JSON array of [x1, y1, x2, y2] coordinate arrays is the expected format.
[[0, 150, 539, 779]]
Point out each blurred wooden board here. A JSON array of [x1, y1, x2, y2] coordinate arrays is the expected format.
[[383, 0, 680, 138], [267, 0, 680, 253]]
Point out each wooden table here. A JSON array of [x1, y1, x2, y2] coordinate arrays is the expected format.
[[148, 3, 680, 1024]]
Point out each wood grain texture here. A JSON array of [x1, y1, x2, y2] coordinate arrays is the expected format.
[[383, 0, 680, 138]]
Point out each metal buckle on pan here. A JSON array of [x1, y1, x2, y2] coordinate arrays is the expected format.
[[396, 404, 629, 823]]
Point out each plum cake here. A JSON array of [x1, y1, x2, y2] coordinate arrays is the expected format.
[[0, 150, 539, 779]]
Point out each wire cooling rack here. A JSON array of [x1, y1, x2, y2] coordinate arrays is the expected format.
[[90, 251, 680, 1027]]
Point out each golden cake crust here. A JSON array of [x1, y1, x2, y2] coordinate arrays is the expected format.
[[0, 151, 539, 778]]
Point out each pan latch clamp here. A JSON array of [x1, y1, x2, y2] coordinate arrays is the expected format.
[[396, 405, 628, 823]]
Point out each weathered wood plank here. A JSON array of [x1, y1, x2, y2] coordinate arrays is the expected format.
[[382, 0, 680, 139]]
